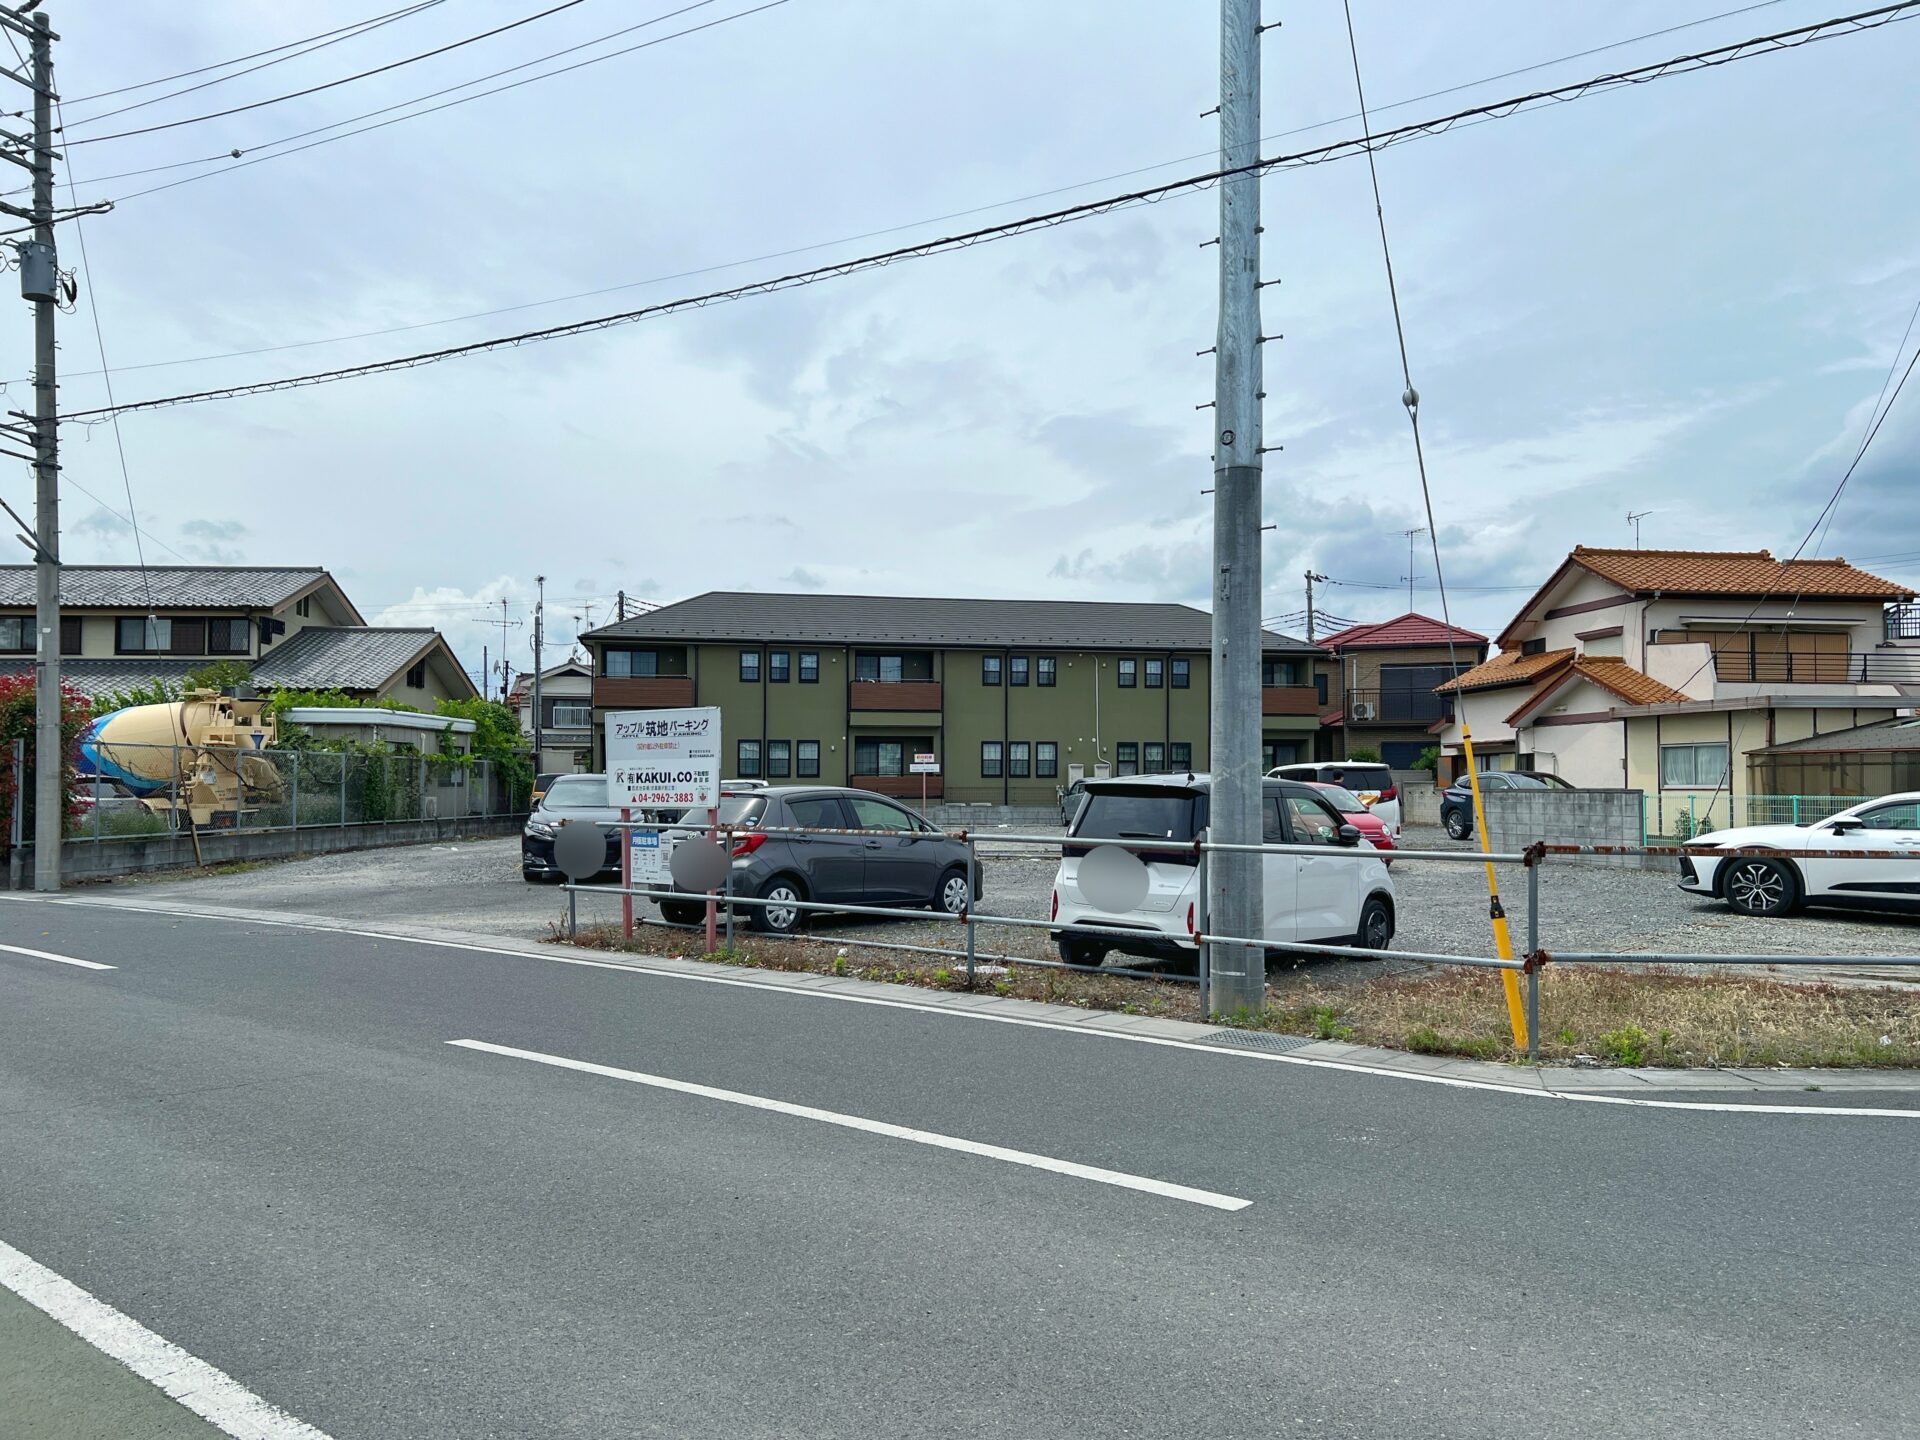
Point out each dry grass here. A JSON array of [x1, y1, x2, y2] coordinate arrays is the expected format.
[[554, 924, 1920, 1069]]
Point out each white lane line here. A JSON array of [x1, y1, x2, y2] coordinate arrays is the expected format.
[[0, 1236, 333, 1440], [0, 940, 115, 971], [11, 894, 1918, 1119], [448, 1037, 1253, 1212]]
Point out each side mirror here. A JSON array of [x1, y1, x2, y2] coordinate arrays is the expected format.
[[1828, 818, 1862, 834], [1336, 823, 1363, 846]]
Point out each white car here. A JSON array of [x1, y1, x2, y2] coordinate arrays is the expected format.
[[1050, 774, 1396, 967], [1267, 762, 1403, 836], [1678, 793, 1920, 917]]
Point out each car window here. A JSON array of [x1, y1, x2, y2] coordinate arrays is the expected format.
[[1538, 774, 1574, 789], [1284, 794, 1342, 846], [1853, 802, 1920, 831], [1076, 788, 1202, 842], [1315, 784, 1364, 812], [1477, 773, 1507, 790], [544, 776, 608, 808], [1508, 774, 1551, 790], [1262, 796, 1286, 843], [784, 796, 846, 830], [844, 795, 915, 831], [1341, 767, 1391, 790], [717, 795, 766, 826]]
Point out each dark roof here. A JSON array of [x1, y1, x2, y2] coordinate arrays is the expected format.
[[252, 627, 442, 691], [1317, 613, 1487, 649], [0, 565, 337, 610], [583, 591, 1318, 652], [1753, 717, 1920, 756], [0, 657, 202, 701]]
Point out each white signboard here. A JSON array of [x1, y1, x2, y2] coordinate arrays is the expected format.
[[910, 752, 940, 775], [628, 828, 671, 884], [606, 706, 722, 810]]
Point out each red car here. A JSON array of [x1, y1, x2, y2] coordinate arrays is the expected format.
[[1307, 782, 1394, 861]]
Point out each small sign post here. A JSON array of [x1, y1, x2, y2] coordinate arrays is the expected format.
[[910, 751, 940, 815], [606, 707, 722, 939]]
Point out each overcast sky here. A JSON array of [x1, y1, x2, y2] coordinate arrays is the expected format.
[[11, 0, 1919, 687]]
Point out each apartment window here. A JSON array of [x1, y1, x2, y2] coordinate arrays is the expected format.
[[981, 741, 1004, 778], [739, 650, 761, 683], [1117, 658, 1137, 688], [799, 651, 819, 683], [1660, 742, 1729, 789], [1009, 655, 1029, 687], [0, 615, 29, 653], [551, 702, 592, 729], [796, 740, 821, 778], [982, 654, 1002, 686], [603, 648, 658, 678], [1170, 742, 1192, 771], [1115, 742, 1139, 777], [1171, 657, 1190, 689], [855, 738, 926, 776], [769, 651, 790, 684], [767, 740, 791, 778], [1009, 741, 1030, 778], [1143, 742, 1165, 773], [1521, 637, 1547, 656], [737, 739, 762, 777], [1144, 658, 1164, 689], [1036, 741, 1058, 778], [1262, 658, 1302, 688], [406, 660, 427, 689], [116, 616, 171, 654], [854, 653, 912, 682], [207, 616, 250, 655], [1036, 655, 1056, 687]]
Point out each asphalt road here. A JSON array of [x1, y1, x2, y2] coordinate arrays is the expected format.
[[3, 897, 1916, 1437]]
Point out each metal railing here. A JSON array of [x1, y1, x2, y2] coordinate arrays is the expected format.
[[1712, 650, 1920, 685]]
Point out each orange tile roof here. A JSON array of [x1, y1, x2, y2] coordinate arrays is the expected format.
[[1505, 656, 1691, 725], [1435, 647, 1574, 693], [1567, 546, 1913, 599], [1317, 613, 1488, 649]]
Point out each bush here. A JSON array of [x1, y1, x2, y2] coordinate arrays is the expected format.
[[1414, 745, 1441, 774], [0, 674, 90, 854], [1347, 747, 1382, 764]]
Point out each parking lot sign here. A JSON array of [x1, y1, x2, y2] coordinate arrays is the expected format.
[[606, 707, 722, 809], [910, 753, 940, 774]]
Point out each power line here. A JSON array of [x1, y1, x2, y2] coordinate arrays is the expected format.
[[66, 1, 1920, 423], [63, 0, 590, 146]]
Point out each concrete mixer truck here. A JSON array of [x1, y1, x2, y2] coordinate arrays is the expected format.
[[77, 690, 285, 827]]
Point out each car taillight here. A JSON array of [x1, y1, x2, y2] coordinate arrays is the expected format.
[[1379, 783, 1397, 802], [731, 833, 767, 857], [1050, 890, 1059, 921], [1186, 902, 1196, 937]]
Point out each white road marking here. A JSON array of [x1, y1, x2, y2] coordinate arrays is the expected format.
[[9, 893, 1918, 1119], [448, 1037, 1253, 1211], [0, 940, 115, 971], [0, 1235, 333, 1440]]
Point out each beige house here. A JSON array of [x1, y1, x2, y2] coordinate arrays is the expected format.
[[1312, 613, 1487, 766], [0, 564, 477, 707], [1435, 547, 1920, 831], [511, 659, 594, 772]]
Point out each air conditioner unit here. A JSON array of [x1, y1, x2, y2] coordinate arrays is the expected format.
[[1351, 701, 1377, 721]]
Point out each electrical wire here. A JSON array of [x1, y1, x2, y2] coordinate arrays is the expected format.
[[62, 0, 591, 146], [64, 0, 1920, 424]]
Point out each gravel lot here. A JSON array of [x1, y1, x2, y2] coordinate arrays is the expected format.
[[111, 825, 1920, 987]]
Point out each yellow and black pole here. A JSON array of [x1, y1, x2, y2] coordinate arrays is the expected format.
[[1457, 724, 1529, 1049]]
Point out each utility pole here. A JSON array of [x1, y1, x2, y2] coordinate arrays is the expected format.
[[616, 589, 626, 622], [1304, 570, 1328, 644], [1207, 0, 1265, 1017], [531, 575, 545, 772], [1400, 527, 1427, 612], [490, 598, 522, 703]]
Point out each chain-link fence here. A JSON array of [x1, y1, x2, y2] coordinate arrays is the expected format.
[[1649, 792, 1864, 838]]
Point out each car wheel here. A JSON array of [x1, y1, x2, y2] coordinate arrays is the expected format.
[[1353, 896, 1393, 956], [660, 900, 705, 925], [1444, 808, 1471, 841], [750, 876, 806, 935], [1724, 857, 1798, 917], [1057, 934, 1107, 968], [933, 866, 972, 916]]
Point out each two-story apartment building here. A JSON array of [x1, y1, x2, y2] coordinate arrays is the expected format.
[[581, 592, 1324, 807], [1312, 613, 1487, 766], [1434, 547, 1919, 827], [0, 565, 478, 706]]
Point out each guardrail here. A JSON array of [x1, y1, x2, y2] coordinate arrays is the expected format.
[[551, 816, 1920, 1061]]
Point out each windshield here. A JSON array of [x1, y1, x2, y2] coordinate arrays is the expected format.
[[1315, 785, 1365, 812], [1075, 788, 1202, 842], [543, 776, 608, 808], [1508, 775, 1554, 790], [1334, 767, 1391, 789]]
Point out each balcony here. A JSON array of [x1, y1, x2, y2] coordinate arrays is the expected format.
[[1888, 604, 1920, 642], [1260, 685, 1321, 717], [592, 675, 695, 709], [1713, 652, 1920, 686], [1341, 687, 1452, 725], [850, 680, 942, 712]]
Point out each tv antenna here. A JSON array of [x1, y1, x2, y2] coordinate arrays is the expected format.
[[1627, 510, 1654, 547]]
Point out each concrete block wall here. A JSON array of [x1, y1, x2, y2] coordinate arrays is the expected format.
[[1483, 789, 1648, 868], [1391, 771, 1444, 827]]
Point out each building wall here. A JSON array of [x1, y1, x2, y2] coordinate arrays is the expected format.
[[1528, 571, 1636, 658]]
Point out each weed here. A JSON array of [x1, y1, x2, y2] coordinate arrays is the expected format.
[[1599, 1024, 1651, 1067], [931, 968, 952, 986], [1308, 1005, 1354, 1042], [830, 955, 847, 977], [1556, 1027, 1577, 1046]]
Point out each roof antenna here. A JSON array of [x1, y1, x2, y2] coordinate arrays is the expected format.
[[1627, 510, 1654, 548]]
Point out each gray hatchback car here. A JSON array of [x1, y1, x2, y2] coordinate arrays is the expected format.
[[651, 786, 979, 933]]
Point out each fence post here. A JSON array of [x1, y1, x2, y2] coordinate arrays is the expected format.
[[964, 836, 977, 988], [1195, 840, 1211, 1018], [1525, 853, 1541, 1063], [7, 737, 23, 889], [233, 750, 243, 834], [339, 756, 348, 832], [417, 755, 427, 823], [1792, 795, 1800, 825], [723, 827, 735, 952], [621, 806, 633, 940], [290, 751, 300, 849]]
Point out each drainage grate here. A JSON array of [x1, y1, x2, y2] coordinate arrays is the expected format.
[[1198, 1029, 1318, 1054]]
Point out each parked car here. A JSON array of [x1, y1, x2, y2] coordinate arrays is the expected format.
[[1306, 781, 1394, 861], [531, 772, 562, 806], [1678, 793, 1920, 917], [1267, 762, 1402, 835], [520, 774, 682, 883], [1059, 778, 1090, 828], [1439, 770, 1574, 840], [650, 786, 979, 933], [1050, 774, 1394, 968]]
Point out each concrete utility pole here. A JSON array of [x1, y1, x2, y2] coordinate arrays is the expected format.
[[531, 575, 545, 772], [1304, 570, 1328, 644], [1401, 527, 1427, 612], [616, 589, 626, 622], [1207, 0, 1265, 1016]]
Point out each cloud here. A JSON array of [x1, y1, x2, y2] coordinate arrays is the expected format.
[[780, 566, 824, 589], [176, 518, 249, 564]]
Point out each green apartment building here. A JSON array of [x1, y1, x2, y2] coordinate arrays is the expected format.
[[581, 592, 1323, 807]]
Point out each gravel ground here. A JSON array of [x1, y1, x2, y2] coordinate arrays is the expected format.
[[110, 825, 1920, 988]]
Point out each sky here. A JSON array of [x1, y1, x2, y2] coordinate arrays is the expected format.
[[8, 0, 1919, 691]]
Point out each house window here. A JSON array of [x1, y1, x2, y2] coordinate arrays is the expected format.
[[1143, 742, 1165, 772], [799, 651, 819, 683], [1660, 742, 1729, 789], [406, 660, 427, 689], [739, 650, 761, 683], [1315, 673, 1329, 705], [1117, 658, 1136, 688], [1009, 741, 1030, 778], [768, 651, 790, 684], [1262, 658, 1302, 688], [207, 616, 250, 655], [295, 596, 311, 619], [1036, 741, 1058, 778], [1009, 655, 1029, 687], [0, 616, 28, 653], [116, 616, 171, 654], [1521, 637, 1547, 656], [1115, 743, 1139, 776], [796, 740, 821, 777], [1036, 656, 1056, 687], [855, 738, 926, 776], [981, 741, 1003, 778], [767, 740, 791, 778], [1145, 658, 1164, 689], [982, 654, 1002, 686], [1172, 657, 1190, 689], [737, 740, 762, 777], [59, 616, 81, 654], [603, 648, 658, 678], [1170, 742, 1192, 771], [551, 702, 591, 729]]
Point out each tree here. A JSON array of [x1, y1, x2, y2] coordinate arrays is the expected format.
[[1347, 747, 1383, 764], [434, 696, 533, 809], [0, 674, 92, 854]]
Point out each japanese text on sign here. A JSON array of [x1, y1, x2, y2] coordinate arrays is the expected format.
[[605, 706, 722, 809]]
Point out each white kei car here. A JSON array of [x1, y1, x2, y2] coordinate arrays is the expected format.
[[1050, 774, 1396, 967], [1678, 792, 1920, 917]]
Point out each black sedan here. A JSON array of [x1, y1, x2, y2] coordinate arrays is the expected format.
[[1439, 770, 1574, 840]]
